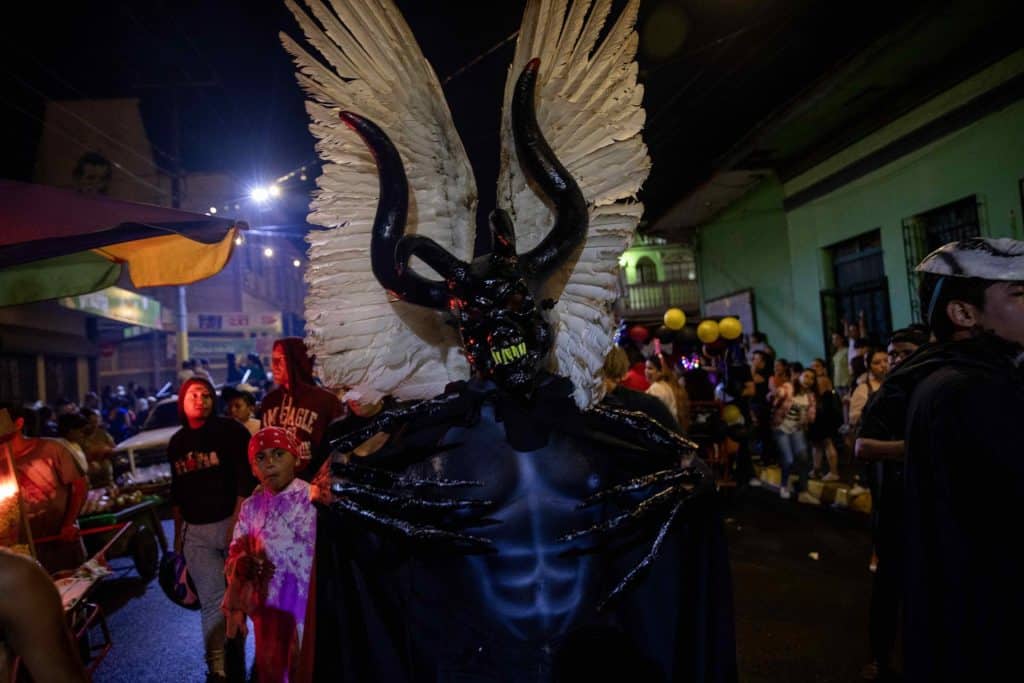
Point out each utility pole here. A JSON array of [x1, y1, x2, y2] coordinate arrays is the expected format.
[[134, 79, 219, 370]]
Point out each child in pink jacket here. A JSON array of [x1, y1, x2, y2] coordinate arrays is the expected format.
[[222, 427, 316, 682]]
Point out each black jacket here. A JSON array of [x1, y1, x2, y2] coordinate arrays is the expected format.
[[901, 334, 1024, 682]]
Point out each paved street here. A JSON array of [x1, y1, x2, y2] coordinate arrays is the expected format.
[[722, 489, 879, 682], [91, 490, 877, 682]]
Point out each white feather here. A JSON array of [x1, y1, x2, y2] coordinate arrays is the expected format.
[[282, 0, 474, 400], [498, 0, 650, 409], [285, 0, 648, 408]]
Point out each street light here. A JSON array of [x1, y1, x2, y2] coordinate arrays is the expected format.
[[264, 247, 274, 258], [292, 259, 301, 268], [209, 206, 217, 214], [251, 187, 270, 203], [268, 184, 282, 198]]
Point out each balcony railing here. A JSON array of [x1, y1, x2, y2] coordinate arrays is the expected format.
[[616, 279, 700, 317]]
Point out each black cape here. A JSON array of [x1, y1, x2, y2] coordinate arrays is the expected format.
[[902, 334, 1024, 681], [307, 379, 737, 682]]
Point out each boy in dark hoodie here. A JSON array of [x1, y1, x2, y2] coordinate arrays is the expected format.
[[261, 337, 344, 480], [168, 376, 255, 682]]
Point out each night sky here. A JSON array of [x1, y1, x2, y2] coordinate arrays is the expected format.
[[5, 0, 998, 235], [1, 1, 533, 225]]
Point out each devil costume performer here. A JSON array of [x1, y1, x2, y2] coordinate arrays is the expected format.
[[281, 1, 736, 680]]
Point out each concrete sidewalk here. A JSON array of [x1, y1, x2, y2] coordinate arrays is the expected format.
[[751, 464, 873, 514]]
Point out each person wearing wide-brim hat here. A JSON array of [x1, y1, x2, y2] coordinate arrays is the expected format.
[[896, 237, 1024, 681]]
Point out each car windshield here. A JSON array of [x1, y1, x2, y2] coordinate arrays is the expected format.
[[142, 399, 179, 431]]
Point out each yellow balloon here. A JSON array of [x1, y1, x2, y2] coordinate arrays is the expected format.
[[697, 319, 720, 344], [663, 308, 686, 330], [722, 404, 742, 424], [719, 316, 743, 340]]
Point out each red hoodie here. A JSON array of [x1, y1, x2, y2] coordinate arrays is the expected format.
[[260, 338, 344, 474]]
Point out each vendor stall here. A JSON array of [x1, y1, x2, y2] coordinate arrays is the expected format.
[[0, 444, 33, 558], [11, 524, 128, 679], [76, 495, 167, 579]]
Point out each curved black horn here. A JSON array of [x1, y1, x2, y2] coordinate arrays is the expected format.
[[489, 209, 517, 259], [395, 235, 468, 284], [339, 111, 462, 309], [512, 59, 588, 279]]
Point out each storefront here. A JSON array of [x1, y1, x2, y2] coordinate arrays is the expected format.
[[0, 302, 95, 404], [59, 287, 169, 394], [188, 311, 283, 381]]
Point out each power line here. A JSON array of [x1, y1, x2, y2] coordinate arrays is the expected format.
[[441, 31, 519, 86], [156, 0, 224, 86], [119, 2, 231, 137], [0, 96, 172, 198], [12, 51, 180, 166], [2, 68, 181, 180]]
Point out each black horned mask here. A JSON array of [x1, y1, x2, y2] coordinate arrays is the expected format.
[[341, 59, 588, 394]]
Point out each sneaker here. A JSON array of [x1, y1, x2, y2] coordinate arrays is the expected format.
[[748, 477, 762, 487], [797, 492, 821, 506], [823, 472, 841, 482], [849, 484, 868, 497], [779, 487, 792, 500], [809, 470, 822, 480]]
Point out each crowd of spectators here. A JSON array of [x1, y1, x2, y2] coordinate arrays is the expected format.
[[5, 234, 1022, 682], [602, 312, 935, 511]]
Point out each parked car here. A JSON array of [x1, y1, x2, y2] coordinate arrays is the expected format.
[[112, 395, 179, 478]]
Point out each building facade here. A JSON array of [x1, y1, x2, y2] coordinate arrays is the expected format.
[[695, 49, 1024, 362], [616, 234, 701, 323], [0, 99, 308, 404]]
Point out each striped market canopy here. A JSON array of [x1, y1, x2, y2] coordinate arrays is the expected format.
[[0, 180, 245, 307]]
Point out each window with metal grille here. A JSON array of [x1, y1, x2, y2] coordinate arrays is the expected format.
[[901, 195, 981, 322], [832, 230, 884, 288], [636, 257, 658, 284], [0, 354, 38, 403], [820, 229, 891, 353]]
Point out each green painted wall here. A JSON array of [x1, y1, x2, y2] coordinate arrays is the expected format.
[[697, 177, 795, 358], [786, 97, 1024, 360], [698, 97, 1024, 363]]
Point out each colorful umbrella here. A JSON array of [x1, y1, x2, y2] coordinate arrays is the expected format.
[[0, 180, 245, 307]]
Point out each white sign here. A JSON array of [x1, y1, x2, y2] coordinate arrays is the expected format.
[[188, 312, 282, 333], [188, 336, 257, 358], [704, 289, 757, 339]]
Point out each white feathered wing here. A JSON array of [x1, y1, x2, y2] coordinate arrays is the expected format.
[[498, 0, 650, 409], [281, 0, 475, 400]]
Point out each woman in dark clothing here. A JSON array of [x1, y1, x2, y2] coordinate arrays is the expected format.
[[246, 353, 268, 388], [808, 358, 843, 480]]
